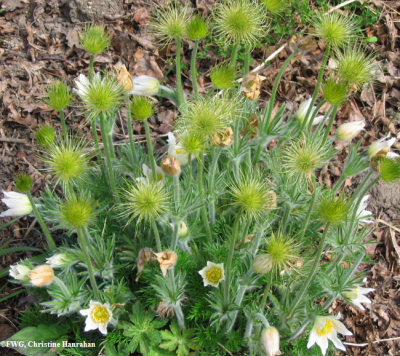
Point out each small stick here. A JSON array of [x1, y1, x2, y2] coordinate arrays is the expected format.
[[327, 0, 359, 13], [344, 336, 400, 347], [0, 137, 28, 144]]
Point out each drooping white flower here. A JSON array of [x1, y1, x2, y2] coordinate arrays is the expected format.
[[336, 120, 365, 141], [80, 300, 113, 335], [296, 98, 325, 126], [136, 163, 164, 183], [74, 73, 91, 98], [9, 263, 31, 281], [356, 195, 373, 224], [198, 261, 225, 288], [261, 326, 281, 356], [46, 253, 71, 268], [368, 133, 396, 158], [129, 75, 159, 96], [0, 191, 32, 218], [29, 265, 55, 287], [344, 286, 375, 311], [168, 132, 191, 166], [307, 313, 352, 355]]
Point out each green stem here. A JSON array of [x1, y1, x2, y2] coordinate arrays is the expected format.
[[243, 46, 250, 76], [332, 174, 346, 194], [59, 110, 68, 139], [230, 44, 240, 68], [78, 227, 100, 299], [126, 96, 137, 164], [143, 119, 157, 181], [99, 114, 117, 195], [191, 40, 199, 99], [175, 36, 185, 108], [300, 47, 330, 133], [89, 54, 94, 81], [224, 213, 241, 304], [322, 106, 338, 144], [299, 188, 317, 240], [287, 223, 331, 318], [208, 149, 221, 225], [151, 217, 162, 252], [27, 192, 56, 251], [197, 155, 212, 243], [171, 175, 181, 250], [260, 273, 273, 311], [306, 99, 326, 134], [187, 154, 193, 188]]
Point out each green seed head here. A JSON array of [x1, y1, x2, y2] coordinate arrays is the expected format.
[[213, 0, 266, 47], [322, 77, 349, 106], [180, 131, 207, 156], [45, 81, 72, 111], [35, 125, 55, 148], [130, 97, 154, 121], [335, 47, 376, 90], [210, 64, 236, 90], [318, 192, 350, 224], [60, 195, 96, 229], [261, 0, 286, 13], [15, 173, 33, 193], [312, 12, 358, 48], [186, 15, 208, 40], [120, 180, 170, 224], [380, 157, 400, 183], [80, 25, 110, 54], [150, 3, 191, 44]]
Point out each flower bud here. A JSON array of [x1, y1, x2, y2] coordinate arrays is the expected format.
[[46, 253, 71, 268], [212, 127, 234, 147], [29, 265, 54, 287], [186, 15, 208, 40], [15, 173, 32, 193], [368, 134, 396, 158], [161, 155, 181, 176], [9, 263, 31, 281], [261, 326, 281, 356], [115, 63, 133, 92], [178, 221, 188, 238], [336, 120, 365, 141], [129, 76, 159, 96], [35, 125, 55, 147]]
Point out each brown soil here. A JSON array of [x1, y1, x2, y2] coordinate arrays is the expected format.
[[0, 0, 399, 355]]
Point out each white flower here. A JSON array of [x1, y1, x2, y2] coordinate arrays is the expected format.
[[46, 253, 70, 268], [198, 261, 225, 288], [345, 286, 374, 311], [368, 133, 396, 158], [296, 98, 325, 126], [29, 265, 55, 287], [129, 75, 159, 96], [307, 313, 352, 356], [0, 191, 32, 218], [261, 326, 281, 356], [167, 132, 192, 166], [74, 73, 91, 98], [9, 263, 31, 281], [336, 120, 365, 141], [80, 300, 113, 335], [356, 195, 373, 224], [136, 163, 164, 183]]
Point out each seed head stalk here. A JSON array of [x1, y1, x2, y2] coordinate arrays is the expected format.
[[89, 54, 94, 82], [322, 105, 338, 144], [150, 216, 162, 252], [191, 40, 200, 99], [197, 155, 213, 243], [126, 96, 137, 165], [175, 37, 185, 108], [143, 118, 157, 181], [171, 175, 181, 250], [59, 110, 68, 139], [230, 44, 240, 68], [243, 46, 250, 76], [208, 148, 222, 225], [27, 192, 56, 251]]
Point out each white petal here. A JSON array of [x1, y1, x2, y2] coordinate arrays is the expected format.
[[332, 320, 352, 336], [307, 329, 317, 349], [80, 308, 90, 316], [98, 323, 108, 335], [329, 334, 346, 351], [84, 317, 98, 331], [315, 334, 329, 356]]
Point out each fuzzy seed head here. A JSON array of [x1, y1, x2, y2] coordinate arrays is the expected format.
[[312, 12, 358, 48], [60, 195, 96, 229], [261, 0, 286, 13], [335, 47, 376, 89], [213, 0, 266, 47], [130, 97, 154, 121], [230, 173, 272, 219], [322, 77, 349, 106], [186, 15, 208, 40], [318, 193, 350, 224], [379, 157, 400, 183], [180, 132, 207, 156], [80, 25, 110, 54], [120, 180, 170, 224], [150, 4, 191, 44], [210, 64, 236, 90], [35, 125, 55, 148], [282, 136, 333, 179], [15, 174, 33, 193], [45, 81, 72, 111]]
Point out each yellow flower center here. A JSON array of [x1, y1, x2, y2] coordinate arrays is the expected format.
[[316, 319, 333, 336], [176, 149, 187, 156], [156, 173, 163, 181], [91, 305, 110, 323], [206, 267, 223, 284]]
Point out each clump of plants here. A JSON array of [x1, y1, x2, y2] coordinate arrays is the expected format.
[[2, 1, 397, 355]]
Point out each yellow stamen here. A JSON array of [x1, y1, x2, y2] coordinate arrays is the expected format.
[[206, 267, 223, 284], [316, 319, 333, 336], [91, 305, 110, 323]]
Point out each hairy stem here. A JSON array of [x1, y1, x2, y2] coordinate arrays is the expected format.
[[175, 36, 185, 107], [191, 40, 199, 99], [198, 155, 213, 243], [143, 119, 157, 182], [151, 217, 162, 252], [59, 110, 68, 139]]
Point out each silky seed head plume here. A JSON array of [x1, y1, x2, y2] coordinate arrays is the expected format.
[[322, 77, 349, 106], [150, 3, 191, 44], [210, 64, 236, 90], [15, 174, 33, 193], [318, 192, 350, 224], [130, 96, 154, 121], [213, 0, 266, 47], [311, 12, 358, 48], [186, 15, 208, 40], [45, 81, 72, 111], [335, 47, 376, 90], [34, 125, 55, 148], [44, 137, 90, 187], [74, 73, 123, 119], [180, 132, 207, 156], [80, 25, 110, 54], [379, 157, 400, 183], [60, 195, 96, 229], [120, 180, 170, 224], [282, 136, 333, 180], [261, 0, 286, 13], [230, 172, 272, 220]]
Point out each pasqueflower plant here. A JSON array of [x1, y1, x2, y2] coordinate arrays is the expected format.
[[3, 2, 396, 356]]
